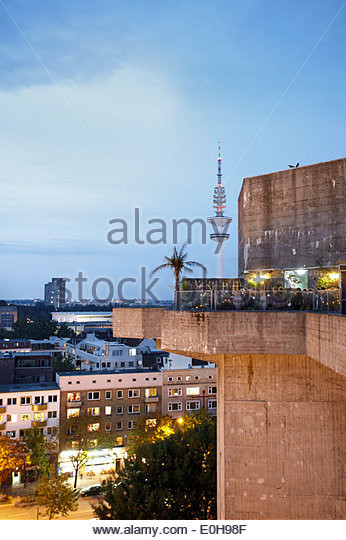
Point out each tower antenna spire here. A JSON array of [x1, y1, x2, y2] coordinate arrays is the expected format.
[[218, 139, 222, 184]]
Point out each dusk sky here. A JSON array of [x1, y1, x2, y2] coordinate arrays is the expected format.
[[0, 0, 345, 300]]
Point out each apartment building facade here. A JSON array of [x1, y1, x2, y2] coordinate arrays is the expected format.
[[65, 334, 143, 371], [0, 351, 54, 385], [162, 367, 217, 418], [0, 382, 60, 437], [57, 370, 163, 474]]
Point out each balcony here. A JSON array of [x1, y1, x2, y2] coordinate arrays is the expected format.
[[31, 420, 47, 428], [0, 422, 6, 431], [176, 288, 341, 313], [32, 404, 47, 412], [0, 406, 6, 414], [144, 396, 160, 403], [67, 401, 82, 407]]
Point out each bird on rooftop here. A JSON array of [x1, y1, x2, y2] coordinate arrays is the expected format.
[[288, 162, 300, 168]]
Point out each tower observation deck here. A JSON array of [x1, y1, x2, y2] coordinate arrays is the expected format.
[[207, 141, 232, 278]]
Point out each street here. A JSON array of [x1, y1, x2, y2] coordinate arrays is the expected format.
[[0, 495, 100, 520]]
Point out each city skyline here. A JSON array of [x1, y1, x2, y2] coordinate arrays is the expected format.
[[1, 0, 345, 299]]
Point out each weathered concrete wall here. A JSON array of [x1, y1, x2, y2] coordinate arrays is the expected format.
[[306, 313, 346, 377], [113, 308, 163, 339], [160, 311, 306, 356], [238, 158, 346, 274], [113, 308, 346, 519], [218, 353, 345, 519]]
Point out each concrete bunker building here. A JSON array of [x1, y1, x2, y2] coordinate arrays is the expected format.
[[113, 158, 346, 519]]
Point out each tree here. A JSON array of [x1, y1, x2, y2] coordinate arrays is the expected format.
[[53, 353, 76, 375], [93, 411, 216, 520], [24, 428, 55, 482], [35, 469, 79, 520], [151, 245, 205, 308], [0, 437, 27, 489], [57, 323, 75, 338], [60, 412, 114, 488]]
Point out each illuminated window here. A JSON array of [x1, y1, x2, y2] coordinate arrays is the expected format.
[[168, 388, 182, 397], [186, 401, 200, 411], [129, 348, 137, 356], [116, 437, 123, 446], [185, 376, 191, 381], [168, 402, 182, 412], [20, 413, 31, 421], [88, 423, 100, 432], [34, 412, 44, 422], [145, 388, 157, 398], [128, 389, 140, 398], [105, 406, 112, 415], [87, 407, 100, 416], [208, 400, 217, 409], [67, 408, 80, 419], [105, 422, 111, 431], [146, 419, 157, 428], [186, 387, 200, 396], [67, 392, 80, 402], [208, 386, 217, 394], [128, 404, 140, 414]]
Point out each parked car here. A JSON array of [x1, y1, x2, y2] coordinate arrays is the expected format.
[[80, 484, 102, 497]]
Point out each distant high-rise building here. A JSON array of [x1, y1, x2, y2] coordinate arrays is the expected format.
[[44, 278, 66, 309]]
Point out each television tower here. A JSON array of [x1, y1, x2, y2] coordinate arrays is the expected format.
[[207, 141, 232, 278]]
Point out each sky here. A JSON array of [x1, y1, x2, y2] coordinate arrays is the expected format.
[[0, 0, 345, 301]]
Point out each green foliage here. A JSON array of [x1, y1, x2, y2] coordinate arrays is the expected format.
[[35, 469, 79, 520], [60, 412, 117, 488], [151, 246, 206, 308], [24, 428, 53, 478], [316, 275, 339, 289], [53, 353, 76, 375], [93, 411, 216, 520]]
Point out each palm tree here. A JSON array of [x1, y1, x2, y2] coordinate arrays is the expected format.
[[151, 245, 206, 308]]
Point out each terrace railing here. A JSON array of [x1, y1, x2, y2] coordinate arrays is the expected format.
[[176, 288, 340, 313]]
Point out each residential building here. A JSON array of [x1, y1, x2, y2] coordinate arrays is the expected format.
[[44, 278, 66, 309], [57, 369, 162, 474], [0, 382, 60, 484], [0, 351, 54, 385], [65, 334, 168, 371], [0, 306, 18, 328], [0, 382, 60, 439], [0, 339, 31, 353], [162, 367, 217, 418]]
